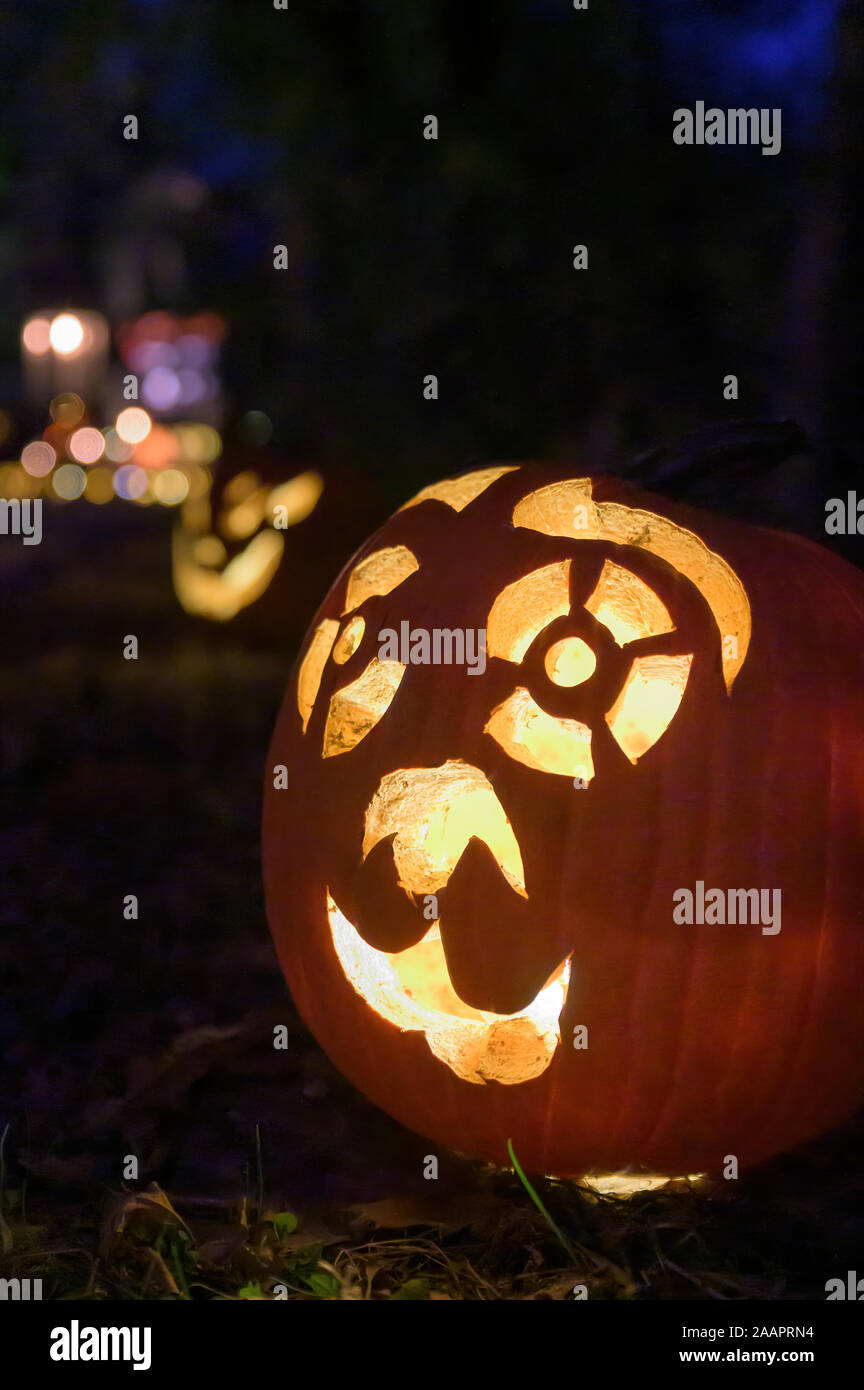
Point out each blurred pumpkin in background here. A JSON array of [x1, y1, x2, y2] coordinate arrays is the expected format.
[[173, 448, 389, 643]]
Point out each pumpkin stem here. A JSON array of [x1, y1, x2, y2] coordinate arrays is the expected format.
[[632, 419, 809, 487]]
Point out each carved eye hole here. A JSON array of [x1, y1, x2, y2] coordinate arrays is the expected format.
[[512, 477, 751, 693], [545, 637, 596, 687], [296, 545, 419, 753], [484, 554, 695, 776], [333, 615, 365, 664], [605, 653, 693, 763], [297, 619, 339, 734], [323, 660, 406, 759], [342, 545, 418, 614], [486, 561, 572, 664], [584, 560, 675, 645]]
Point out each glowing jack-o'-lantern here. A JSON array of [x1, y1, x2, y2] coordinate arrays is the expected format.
[[173, 468, 323, 621], [263, 463, 864, 1178]]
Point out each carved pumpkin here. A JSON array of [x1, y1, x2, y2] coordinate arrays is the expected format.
[[263, 463, 864, 1177], [172, 459, 323, 623], [173, 453, 386, 634]]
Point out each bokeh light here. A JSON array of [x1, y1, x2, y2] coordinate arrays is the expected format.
[[49, 314, 85, 356], [238, 410, 273, 446], [115, 407, 152, 445], [142, 366, 182, 411], [177, 335, 211, 368], [69, 427, 105, 464], [22, 317, 52, 354], [153, 469, 190, 506], [177, 369, 205, 404], [21, 441, 56, 477], [125, 340, 177, 374], [43, 422, 73, 456], [113, 464, 149, 500], [185, 311, 226, 343], [103, 427, 135, 463], [84, 467, 115, 504], [0, 464, 42, 498], [134, 423, 180, 469], [177, 423, 221, 465], [52, 463, 86, 499], [50, 393, 86, 427]]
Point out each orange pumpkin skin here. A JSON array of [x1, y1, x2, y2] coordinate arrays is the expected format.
[[263, 463, 864, 1177]]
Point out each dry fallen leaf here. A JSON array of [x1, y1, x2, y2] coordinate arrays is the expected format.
[[347, 1192, 506, 1233], [101, 1182, 191, 1256], [280, 1219, 350, 1252]]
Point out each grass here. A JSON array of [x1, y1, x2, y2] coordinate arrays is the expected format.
[[2, 1115, 863, 1301]]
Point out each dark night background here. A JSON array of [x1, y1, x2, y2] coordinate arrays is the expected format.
[[1, 0, 863, 1301]]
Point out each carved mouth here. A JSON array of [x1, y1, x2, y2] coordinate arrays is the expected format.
[[328, 893, 570, 1085]]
